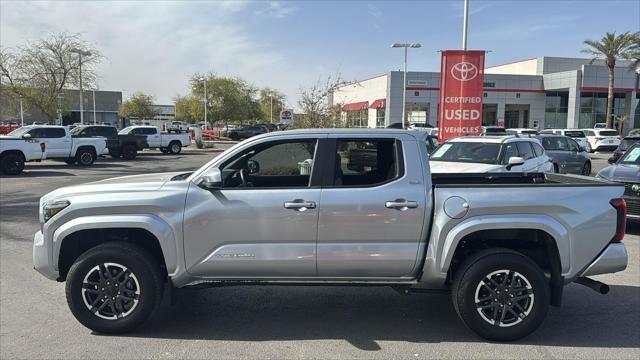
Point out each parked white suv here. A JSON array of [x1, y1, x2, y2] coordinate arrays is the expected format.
[[0, 132, 47, 174], [119, 126, 190, 154], [430, 136, 554, 173], [582, 129, 620, 152], [6, 126, 107, 166], [538, 129, 589, 150]]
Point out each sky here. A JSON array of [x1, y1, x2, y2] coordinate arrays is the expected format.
[[1, 0, 639, 110]]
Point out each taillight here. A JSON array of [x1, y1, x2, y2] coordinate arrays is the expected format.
[[609, 198, 626, 242], [40, 143, 46, 152]]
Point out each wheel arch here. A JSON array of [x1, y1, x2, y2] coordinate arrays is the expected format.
[[54, 215, 179, 282], [0, 149, 26, 160]]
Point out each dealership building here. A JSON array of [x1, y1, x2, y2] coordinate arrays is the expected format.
[[329, 56, 640, 131]]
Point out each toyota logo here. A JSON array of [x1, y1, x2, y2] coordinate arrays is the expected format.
[[633, 184, 640, 194], [451, 62, 479, 81]]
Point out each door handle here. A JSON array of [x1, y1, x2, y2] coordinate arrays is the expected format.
[[385, 199, 418, 210], [284, 200, 316, 211]]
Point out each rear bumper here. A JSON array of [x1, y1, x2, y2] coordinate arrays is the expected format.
[[579, 243, 628, 277], [33, 230, 58, 281]]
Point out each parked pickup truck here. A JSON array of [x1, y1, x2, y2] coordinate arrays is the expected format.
[[119, 126, 190, 154], [7, 125, 106, 166], [34, 129, 628, 341], [70, 125, 148, 160], [0, 133, 46, 174]]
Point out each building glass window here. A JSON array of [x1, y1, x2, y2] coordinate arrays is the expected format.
[[544, 91, 568, 129], [346, 109, 368, 128], [376, 109, 386, 128], [406, 103, 428, 125], [578, 92, 626, 128], [482, 104, 497, 126]]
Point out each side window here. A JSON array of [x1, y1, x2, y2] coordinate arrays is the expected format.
[[567, 139, 579, 151], [516, 142, 535, 160], [501, 143, 519, 164], [41, 128, 66, 138], [532, 143, 545, 157], [144, 128, 157, 135], [27, 128, 44, 138], [334, 139, 402, 187], [221, 140, 318, 188]]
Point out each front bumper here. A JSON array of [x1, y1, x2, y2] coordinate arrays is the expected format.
[[33, 230, 58, 280], [580, 243, 628, 277]]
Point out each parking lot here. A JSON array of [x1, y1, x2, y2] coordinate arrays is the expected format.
[[0, 149, 638, 359]]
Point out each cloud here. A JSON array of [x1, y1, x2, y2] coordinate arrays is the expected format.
[[253, 1, 297, 19], [0, 1, 291, 104], [367, 3, 383, 29]]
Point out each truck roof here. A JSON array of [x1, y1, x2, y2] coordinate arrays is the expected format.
[[446, 136, 539, 144]]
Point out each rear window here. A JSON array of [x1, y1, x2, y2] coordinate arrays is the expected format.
[[599, 130, 618, 136], [564, 131, 585, 138]]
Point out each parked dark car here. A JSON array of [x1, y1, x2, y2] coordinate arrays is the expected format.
[[611, 135, 640, 162], [228, 125, 269, 141], [259, 123, 278, 132], [537, 134, 591, 175], [598, 142, 640, 221], [69, 125, 147, 160]]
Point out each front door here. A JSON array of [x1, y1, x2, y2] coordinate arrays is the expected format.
[[30, 127, 69, 158], [317, 136, 427, 278], [183, 137, 322, 278]]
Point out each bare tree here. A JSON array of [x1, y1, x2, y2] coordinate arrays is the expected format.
[[0, 32, 102, 123], [297, 73, 346, 128]]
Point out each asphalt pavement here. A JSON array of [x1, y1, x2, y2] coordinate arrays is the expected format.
[[0, 149, 638, 359]]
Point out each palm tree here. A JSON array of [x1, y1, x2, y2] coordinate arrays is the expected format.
[[582, 32, 639, 129]]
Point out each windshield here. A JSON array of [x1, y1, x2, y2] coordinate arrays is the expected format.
[[119, 127, 133, 135], [599, 130, 618, 136], [69, 127, 85, 135], [7, 127, 30, 137], [620, 138, 640, 151], [430, 142, 502, 164], [619, 145, 640, 165], [564, 131, 586, 138]]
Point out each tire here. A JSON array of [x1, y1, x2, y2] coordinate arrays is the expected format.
[[75, 148, 96, 166], [0, 153, 25, 175], [230, 134, 239, 141], [581, 162, 591, 176], [65, 242, 164, 334], [552, 163, 559, 174], [168, 141, 181, 155], [452, 248, 550, 341], [121, 145, 137, 160]]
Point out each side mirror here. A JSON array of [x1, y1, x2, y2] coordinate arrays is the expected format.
[[198, 168, 223, 190], [247, 159, 260, 174], [607, 157, 616, 164], [22, 133, 32, 139], [506, 156, 525, 170]]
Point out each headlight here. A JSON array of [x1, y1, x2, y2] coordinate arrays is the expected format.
[[43, 200, 70, 223]]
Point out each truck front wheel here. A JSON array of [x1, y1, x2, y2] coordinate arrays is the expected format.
[[76, 149, 96, 166], [0, 153, 25, 175], [65, 242, 164, 333], [451, 248, 549, 341]]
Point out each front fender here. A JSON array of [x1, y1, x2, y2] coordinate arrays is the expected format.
[[52, 214, 180, 276], [420, 214, 569, 287]]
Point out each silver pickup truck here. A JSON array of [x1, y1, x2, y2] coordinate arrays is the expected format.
[[33, 129, 628, 341]]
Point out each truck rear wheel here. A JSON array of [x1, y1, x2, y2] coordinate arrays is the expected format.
[[121, 145, 137, 160], [65, 242, 164, 333], [451, 248, 549, 341], [76, 148, 96, 166], [0, 153, 25, 175], [168, 141, 181, 155]]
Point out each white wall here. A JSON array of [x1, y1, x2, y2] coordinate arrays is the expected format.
[[332, 75, 388, 127], [485, 58, 539, 75]]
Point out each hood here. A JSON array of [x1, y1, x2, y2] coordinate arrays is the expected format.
[[41, 171, 188, 204], [597, 164, 640, 183], [429, 161, 501, 173]]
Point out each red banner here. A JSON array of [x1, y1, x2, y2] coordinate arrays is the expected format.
[[438, 50, 485, 142]]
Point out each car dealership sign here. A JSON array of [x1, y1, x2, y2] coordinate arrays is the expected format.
[[438, 50, 485, 142], [280, 109, 293, 124]]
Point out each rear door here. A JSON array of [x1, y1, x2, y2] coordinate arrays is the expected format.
[[30, 127, 69, 158], [145, 127, 161, 147], [316, 135, 427, 278]]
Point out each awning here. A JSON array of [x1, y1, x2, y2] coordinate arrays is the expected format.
[[369, 98, 386, 109], [343, 101, 369, 111]]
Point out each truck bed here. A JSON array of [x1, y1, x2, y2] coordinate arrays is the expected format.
[[431, 172, 620, 187]]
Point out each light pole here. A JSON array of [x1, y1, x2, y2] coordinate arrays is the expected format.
[[198, 77, 208, 130], [92, 89, 97, 124], [19, 96, 24, 126], [462, 0, 469, 50], [70, 48, 91, 124], [391, 43, 422, 128], [270, 94, 273, 123]]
